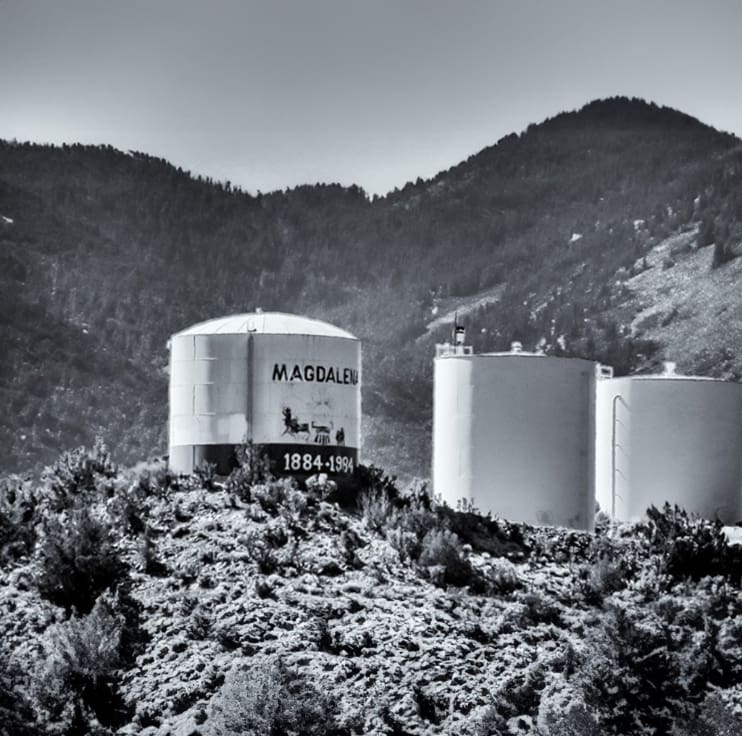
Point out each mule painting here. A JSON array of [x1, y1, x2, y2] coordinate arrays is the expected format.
[[282, 407, 341, 446], [282, 407, 309, 439]]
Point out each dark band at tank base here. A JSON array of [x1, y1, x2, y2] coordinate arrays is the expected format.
[[185, 443, 357, 477]]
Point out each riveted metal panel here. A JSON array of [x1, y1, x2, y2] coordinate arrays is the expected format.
[[434, 353, 597, 530], [596, 376, 742, 523], [169, 384, 194, 416], [170, 335, 194, 363]]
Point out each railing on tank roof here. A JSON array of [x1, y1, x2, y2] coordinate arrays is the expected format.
[[436, 343, 473, 357]]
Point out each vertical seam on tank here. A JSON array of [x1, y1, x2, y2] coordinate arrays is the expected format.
[[586, 367, 596, 531], [246, 333, 253, 442]]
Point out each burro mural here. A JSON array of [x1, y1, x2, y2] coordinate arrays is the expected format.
[[250, 333, 360, 477]]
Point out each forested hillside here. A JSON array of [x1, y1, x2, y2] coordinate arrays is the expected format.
[[1, 97, 741, 477]]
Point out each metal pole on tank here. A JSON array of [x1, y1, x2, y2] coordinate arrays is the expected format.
[[453, 312, 466, 355], [246, 332, 254, 444], [611, 392, 625, 520]]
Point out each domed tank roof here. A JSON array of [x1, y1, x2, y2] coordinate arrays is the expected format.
[[172, 312, 357, 340]]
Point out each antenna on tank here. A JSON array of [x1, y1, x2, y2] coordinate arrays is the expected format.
[[453, 313, 467, 354], [435, 313, 472, 357]]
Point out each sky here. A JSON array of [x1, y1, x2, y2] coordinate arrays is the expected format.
[[1, 0, 741, 195]]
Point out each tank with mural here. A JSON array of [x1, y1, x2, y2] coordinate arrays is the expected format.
[[168, 312, 361, 481]]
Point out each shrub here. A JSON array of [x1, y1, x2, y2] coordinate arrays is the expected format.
[[393, 496, 442, 538], [378, 496, 485, 590], [110, 461, 174, 537], [0, 644, 37, 736], [329, 463, 399, 511], [250, 478, 307, 518], [593, 508, 612, 536], [418, 528, 482, 589], [536, 673, 600, 736], [206, 657, 341, 736], [384, 499, 441, 562], [645, 504, 741, 581], [226, 443, 273, 502], [418, 528, 461, 568], [187, 604, 212, 640], [304, 473, 336, 502], [138, 526, 169, 576], [42, 438, 118, 510], [580, 555, 629, 604], [487, 558, 522, 594], [353, 464, 399, 500], [359, 489, 396, 532], [35, 505, 128, 614], [129, 458, 177, 497], [445, 508, 529, 560], [519, 591, 563, 627], [385, 525, 420, 563], [114, 584, 149, 667], [531, 526, 593, 564], [241, 528, 280, 575], [673, 689, 742, 736], [475, 646, 566, 729], [193, 460, 218, 491], [712, 239, 736, 268], [109, 482, 148, 537], [470, 704, 507, 736], [576, 604, 694, 734], [340, 528, 366, 569], [578, 536, 635, 604], [32, 590, 132, 734], [0, 475, 37, 565]]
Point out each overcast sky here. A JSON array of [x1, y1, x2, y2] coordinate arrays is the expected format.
[[1, 0, 741, 195]]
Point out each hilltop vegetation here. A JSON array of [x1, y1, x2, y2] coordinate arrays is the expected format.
[[1, 97, 741, 477], [2, 442, 742, 735]]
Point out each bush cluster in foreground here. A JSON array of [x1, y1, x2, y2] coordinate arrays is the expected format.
[[1, 442, 742, 735]]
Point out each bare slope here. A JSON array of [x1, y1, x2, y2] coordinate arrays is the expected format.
[[624, 227, 742, 378]]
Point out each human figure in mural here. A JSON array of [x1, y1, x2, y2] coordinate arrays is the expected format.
[[312, 421, 332, 445]]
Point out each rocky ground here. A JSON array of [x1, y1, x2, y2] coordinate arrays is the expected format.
[[2, 450, 742, 735]]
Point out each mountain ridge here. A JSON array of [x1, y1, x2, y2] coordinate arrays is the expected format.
[[1, 96, 741, 479]]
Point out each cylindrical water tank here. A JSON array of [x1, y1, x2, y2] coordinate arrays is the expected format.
[[596, 367, 742, 523], [168, 312, 361, 480], [433, 348, 599, 530]]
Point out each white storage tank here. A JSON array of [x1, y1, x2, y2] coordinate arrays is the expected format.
[[168, 312, 361, 481], [433, 341, 600, 530], [596, 363, 742, 523]]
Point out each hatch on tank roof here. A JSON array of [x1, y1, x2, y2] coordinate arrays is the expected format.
[[173, 312, 357, 340]]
